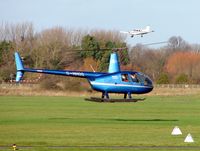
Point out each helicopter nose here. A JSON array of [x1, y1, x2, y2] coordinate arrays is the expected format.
[[150, 85, 154, 91], [145, 85, 154, 93], [145, 80, 154, 92]]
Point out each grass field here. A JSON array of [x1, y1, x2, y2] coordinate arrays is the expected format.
[[0, 95, 200, 151]]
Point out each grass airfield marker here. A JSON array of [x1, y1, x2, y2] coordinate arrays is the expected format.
[[184, 133, 194, 143], [12, 144, 17, 151], [171, 126, 182, 135]]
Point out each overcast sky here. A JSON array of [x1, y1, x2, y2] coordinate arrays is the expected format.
[[1, 0, 200, 46]]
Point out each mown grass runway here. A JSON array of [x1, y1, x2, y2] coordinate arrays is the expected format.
[[0, 95, 200, 150]]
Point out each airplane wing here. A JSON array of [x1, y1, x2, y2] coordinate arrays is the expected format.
[[120, 31, 129, 34]]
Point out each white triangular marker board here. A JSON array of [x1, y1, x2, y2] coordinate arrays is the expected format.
[[184, 133, 194, 143], [171, 126, 182, 135]]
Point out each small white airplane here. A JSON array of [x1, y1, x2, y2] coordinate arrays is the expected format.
[[120, 26, 154, 38]]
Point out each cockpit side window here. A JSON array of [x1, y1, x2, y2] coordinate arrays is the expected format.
[[121, 74, 129, 82]]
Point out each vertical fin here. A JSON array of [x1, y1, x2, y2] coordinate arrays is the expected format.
[[145, 26, 150, 31], [14, 52, 24, 82]]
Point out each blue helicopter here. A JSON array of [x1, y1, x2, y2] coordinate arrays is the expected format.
[[14, 50, 153, 102]]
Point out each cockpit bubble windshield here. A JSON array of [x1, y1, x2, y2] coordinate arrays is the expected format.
[[135, 72, 153, 86]]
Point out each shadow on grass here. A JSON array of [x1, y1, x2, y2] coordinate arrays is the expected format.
[[110, 118, 178, 122], [49, 117, 178, 123]]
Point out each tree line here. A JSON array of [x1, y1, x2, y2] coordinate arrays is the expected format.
[[0, 22, 200, 87]]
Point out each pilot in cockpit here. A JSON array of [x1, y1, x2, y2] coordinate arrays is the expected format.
[[131, 74, 139, 83]]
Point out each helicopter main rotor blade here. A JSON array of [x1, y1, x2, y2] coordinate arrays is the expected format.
[[65, 47, 128, 52], [138, 41, 168, 46]]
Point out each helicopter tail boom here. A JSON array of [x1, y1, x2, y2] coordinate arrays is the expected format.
[[14, 52, 105, 82], [22, 68, 104, 79]]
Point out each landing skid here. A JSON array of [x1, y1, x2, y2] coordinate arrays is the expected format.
[[85, 97, 145, 103]]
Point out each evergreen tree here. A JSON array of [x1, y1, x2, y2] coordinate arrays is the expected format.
[[175, 74, 188, 84], [156, 73, 170, 84]]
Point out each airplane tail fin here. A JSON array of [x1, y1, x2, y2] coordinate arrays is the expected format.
[[108, 53, 120, 73], [145, 26, 150, 31], [14, 52, 24, 82]]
